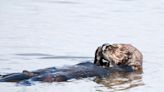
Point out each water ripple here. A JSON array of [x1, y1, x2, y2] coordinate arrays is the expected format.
[[15, 53, 53, 57], [46, 0, 80, 4], [39, 56, 93, 59]]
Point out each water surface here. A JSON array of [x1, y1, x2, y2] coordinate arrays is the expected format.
[[0, 0, 164, 92]]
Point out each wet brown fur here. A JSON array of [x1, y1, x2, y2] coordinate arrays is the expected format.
[[94, 44, 143, 71]]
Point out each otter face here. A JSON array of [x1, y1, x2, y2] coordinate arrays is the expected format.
[[94, 44, 118, 67], [94, 44, 109, 67], [101, 44, 118, 63]]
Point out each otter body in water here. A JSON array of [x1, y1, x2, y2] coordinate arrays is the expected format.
[[0, 62, 133, 85], [94, 44, 143, 71]]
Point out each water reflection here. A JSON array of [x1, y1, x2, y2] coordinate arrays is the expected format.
[[95, 72, 144, 91]]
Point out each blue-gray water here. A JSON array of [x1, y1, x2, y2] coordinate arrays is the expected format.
[[0, 0, 164, 92]]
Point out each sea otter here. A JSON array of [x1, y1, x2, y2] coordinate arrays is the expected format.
[[0, 44, 142, 85], [94, 44, 143, 71]]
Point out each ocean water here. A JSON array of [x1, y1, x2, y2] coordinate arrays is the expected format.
[[0, 0, 164, 92]]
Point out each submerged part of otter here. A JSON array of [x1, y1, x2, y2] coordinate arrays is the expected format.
[[0, 62, 133, 86]]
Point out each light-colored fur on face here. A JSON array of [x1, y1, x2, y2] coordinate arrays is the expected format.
[[94, 44, 143, 71]]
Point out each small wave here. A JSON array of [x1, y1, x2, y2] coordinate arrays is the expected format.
[[14, 53, 53, 57], [39, 56, 93, 59], [47, 0, 80, 4]]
